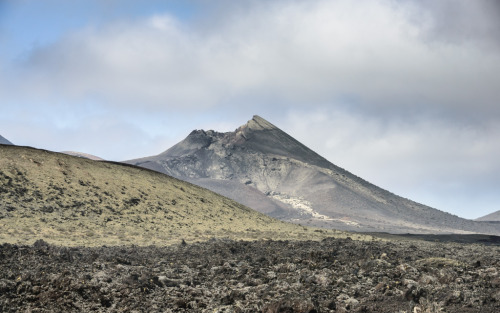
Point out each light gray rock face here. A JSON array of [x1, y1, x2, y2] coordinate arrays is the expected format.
[[128, 115, 500, 235], [0, 135, 13, 145]]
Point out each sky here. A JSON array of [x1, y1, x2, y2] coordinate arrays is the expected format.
[[1, 0, 500, 219]]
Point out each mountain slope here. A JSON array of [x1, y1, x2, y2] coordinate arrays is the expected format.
[[128, 115, 499, 235], [61, 151, 104, 160], [0, 135, 13, 145], [476, 210, 500, 222], [0, 145, 353, 246]]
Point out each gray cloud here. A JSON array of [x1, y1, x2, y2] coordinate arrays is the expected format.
[[406, 0, 500, 50]]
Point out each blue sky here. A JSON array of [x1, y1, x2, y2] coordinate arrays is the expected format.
[[0, 1, 198, 62], [1, 0, 500, 219]]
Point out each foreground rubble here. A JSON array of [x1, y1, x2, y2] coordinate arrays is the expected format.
[[1, 237, 499, 312]]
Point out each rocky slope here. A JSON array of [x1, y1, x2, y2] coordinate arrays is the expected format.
[[128, 115, 499, 235], [0, 135, 13, 145], [1, 238, 499, 312], [0, 144, 355, 246]]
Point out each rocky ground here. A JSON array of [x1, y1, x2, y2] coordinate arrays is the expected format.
[[1, 237, 499, 313]]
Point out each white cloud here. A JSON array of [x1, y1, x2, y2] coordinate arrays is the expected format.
[[2, 0, 499, 117]]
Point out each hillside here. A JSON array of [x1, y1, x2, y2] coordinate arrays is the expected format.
[[0, 145, 355, 246], [128, 115, 500, 235]]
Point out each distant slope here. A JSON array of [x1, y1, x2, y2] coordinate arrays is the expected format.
[[0, 145, 354, 246], [476, 210, 500, 222], [0, 135, 13, 145], [128, 115, 500, 236], [61, 151, 104, 161]]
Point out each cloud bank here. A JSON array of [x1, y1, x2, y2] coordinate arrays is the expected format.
[[3, 0, 499, 116], [1, 0, 499, 218]]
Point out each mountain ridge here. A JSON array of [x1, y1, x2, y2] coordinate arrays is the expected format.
[[128, 115, 500, 235]]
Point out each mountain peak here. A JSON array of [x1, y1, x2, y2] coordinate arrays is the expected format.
[[127, 116, 500, 235], [244, 115, 278, 131]]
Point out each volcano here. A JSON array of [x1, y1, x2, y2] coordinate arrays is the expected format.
[[128, 115, 499, 235]]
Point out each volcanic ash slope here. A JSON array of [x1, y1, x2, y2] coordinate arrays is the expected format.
[[128, 115, 500, 236]]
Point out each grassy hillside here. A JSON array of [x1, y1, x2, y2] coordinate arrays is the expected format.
[[0, 145, 366, 246]]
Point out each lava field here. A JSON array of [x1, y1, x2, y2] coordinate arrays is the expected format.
[[1, 237, 499, 312]]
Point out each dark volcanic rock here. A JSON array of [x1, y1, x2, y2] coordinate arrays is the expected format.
[[1, 238, 499, 312]]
